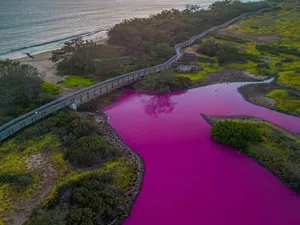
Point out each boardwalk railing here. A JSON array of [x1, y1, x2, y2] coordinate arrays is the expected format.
[[0, 7, 274, 142]]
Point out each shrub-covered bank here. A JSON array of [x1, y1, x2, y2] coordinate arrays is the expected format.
[[0, 111, 143, 225], [205, 115, 300, 193]]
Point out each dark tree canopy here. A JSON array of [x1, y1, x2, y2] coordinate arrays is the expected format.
[[0, 59, 44, 109]]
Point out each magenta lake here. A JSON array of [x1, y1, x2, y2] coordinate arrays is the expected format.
[[104, 81, 300, 225]]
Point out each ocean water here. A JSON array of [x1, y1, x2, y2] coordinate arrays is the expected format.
[[104, 81, 300, 225], [0, 0, 213, 59]]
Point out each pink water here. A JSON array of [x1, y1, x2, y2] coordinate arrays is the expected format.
[[104, 81, 300, 225]]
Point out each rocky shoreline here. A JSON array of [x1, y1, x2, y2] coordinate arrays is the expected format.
[[79, 112, 144, 225], [238, 81, 300, 118], [192, 67, 268, 88]]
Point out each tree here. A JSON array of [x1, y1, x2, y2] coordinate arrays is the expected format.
[[0, 59, 44, 109], [52, 39, 97, 75]]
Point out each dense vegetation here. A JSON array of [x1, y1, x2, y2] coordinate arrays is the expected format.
[[211, 119, 300, 193], [27, 173, 128, 225], [51, 1, 269, 78], [58, 75, 96, 88], [40, 82, 61, 94], [0, 111, 135, 224], [267, 89, 300, 115], [139, 70, 192, 93], [0, 60, 56, 125], [211, 120, 262, 150]]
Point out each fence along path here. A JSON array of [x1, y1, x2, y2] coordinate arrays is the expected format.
[[0, 7, 273, 142]]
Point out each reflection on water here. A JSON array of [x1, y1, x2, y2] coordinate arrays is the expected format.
[[140, 91, 186, 118]]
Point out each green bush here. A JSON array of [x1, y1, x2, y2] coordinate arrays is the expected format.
[[256, 44, 300, 57], [64, 135, 120, 167], [194, 39, 203, 45], [0, 172, 33, 190], [40, 82, 61, 94], [25, 206, 68, 225], [211, 120, 262, 150], [267, 89, 300, 115], [197, 40, 218, 57], [140, 70, 192, 93], [197, 41, 252, 64], [27, 173, 127, 225], [216, 43, 241, 64], [65, 173, 127, 225]]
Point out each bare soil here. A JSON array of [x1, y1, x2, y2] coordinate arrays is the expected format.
[[17, 51, 63, 84], [193, 67, 265, 88], [222, 30, 281, 44], [8, 152, 57, 225], [238, 82, 300, 117]]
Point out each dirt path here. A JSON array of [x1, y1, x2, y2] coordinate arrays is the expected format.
[[8, 152, 57, 225]]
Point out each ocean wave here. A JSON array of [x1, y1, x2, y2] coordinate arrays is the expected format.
[[0, 28, 108, 57]]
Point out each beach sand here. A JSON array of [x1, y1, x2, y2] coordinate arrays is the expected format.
[[16, 37, 108, 84], [17, 51, 63, 83]]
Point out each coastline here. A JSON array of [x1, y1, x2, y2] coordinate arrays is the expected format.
[[16, 51, 60, 83], [14, 36, 108, 84]]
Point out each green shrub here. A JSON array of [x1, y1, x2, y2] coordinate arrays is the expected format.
[[64, 135, 120, 167], [40, 82, 61, 94], [267, 89, 300, 115], [0, 172, 33, 190], [25, 206, 68, 225], [278, 71, 300, 89], [66, 173, 126, 225], [197, 40, 218, 57], [194, 39, 203, 45], [216, 44, 241, 64], [256, 44, 300, 57], [140, 70, 192, 93], [197, 41, 254, 64], [211, 120, 262, 150]]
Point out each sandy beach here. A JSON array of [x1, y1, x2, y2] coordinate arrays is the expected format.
[[17, 51, 63, 83], [15, 36, 108, 84]]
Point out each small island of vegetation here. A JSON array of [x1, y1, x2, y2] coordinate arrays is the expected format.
[[204, 115, 300, 193]]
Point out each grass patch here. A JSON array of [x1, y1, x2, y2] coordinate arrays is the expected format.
[[40, 82, 61, 94], [267, 89, 300, 115], [0, 134, 58, 224], [59, 75, 96, 88], [211, 120, 300, 193], [224, 9, 300, 78], [278, 71, 300, 89], [176, 62, 222, 81]]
